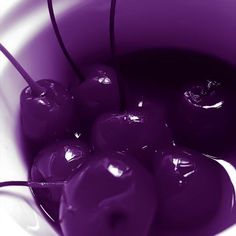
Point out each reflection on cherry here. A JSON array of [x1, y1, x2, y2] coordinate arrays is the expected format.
[[0, 43, 76, 145], [72, 65, 120, 124], [21, 80, 75, 144], [60, 151, 157, 236], [169, 80, 236, 154], [31, 139, 90, 221], [153, 146, 223, 229], [92, 105, 171, 165]]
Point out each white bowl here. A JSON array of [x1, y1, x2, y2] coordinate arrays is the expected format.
[[1, 0, 236, 235]]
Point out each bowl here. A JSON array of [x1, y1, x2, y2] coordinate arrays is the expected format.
[[1, 0, 236, 235]]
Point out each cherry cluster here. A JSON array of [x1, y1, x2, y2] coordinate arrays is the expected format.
[[0, 1, 235, 236]]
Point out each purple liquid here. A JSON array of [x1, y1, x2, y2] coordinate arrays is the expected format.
[[2, 1, 234, 234], [18, 49, 236, 235]]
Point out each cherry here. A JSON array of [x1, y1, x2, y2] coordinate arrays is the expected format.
[[169, 79, 236, 154], [31, 139, 90, 221], [153, 146, 223, 229], [72, 65, 120, 123], [21, 79, 75, 144], [92, 106, 171, 166], [48, 0, 121, 128], [0, 43, 76, 144], [59, 151, 157, 236], [70, 0, 121, 124]]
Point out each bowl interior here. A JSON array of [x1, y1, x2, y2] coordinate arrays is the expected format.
[[1, 0, 236, 235]]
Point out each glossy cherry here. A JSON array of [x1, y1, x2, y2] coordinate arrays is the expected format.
[[31, 139, 90, 221], [0, 43, 76, 145], [47, 0, 120, 130], [21, 79, 75, 144], [59, 151, 157, 236], [169, 79, 235, 154], [72, 65, 120, 123], [92, 103, 171, 166], [153, 146, 223, 229]]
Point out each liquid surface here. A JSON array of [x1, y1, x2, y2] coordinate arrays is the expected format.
[[22, 49, 236, 235]]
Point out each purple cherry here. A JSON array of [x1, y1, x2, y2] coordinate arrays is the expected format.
[[0, 43, 76, 145], [59, 151, 157, 236], [169, 79, 235, 154], [21, 79, 75, 144], [92, 106, 171, 166], [153, 146, 223, 228], [31, 139, 90, 221], [72, 65, 120, 123]]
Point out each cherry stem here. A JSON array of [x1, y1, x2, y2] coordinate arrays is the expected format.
[[109, 0, 117, 63], [109, 0, 125, 111], [0, 43, 45, 96], [47, 0, 85, 83], [0, 181, 66, 188]]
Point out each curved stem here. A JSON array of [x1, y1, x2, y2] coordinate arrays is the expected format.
[[0, 181, 65, 188], [47, 0, 85, 82], [0, 43, 45, 96]]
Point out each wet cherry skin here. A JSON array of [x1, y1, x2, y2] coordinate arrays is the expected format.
[[92, 103, 172, 167], [169, 79, 236, 154], [59, 151, 157, 236], [31, 139, 90, 221], [21, 79, 76, 145], [72, 65, 120, 124], [153, 146, 223, 229]]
